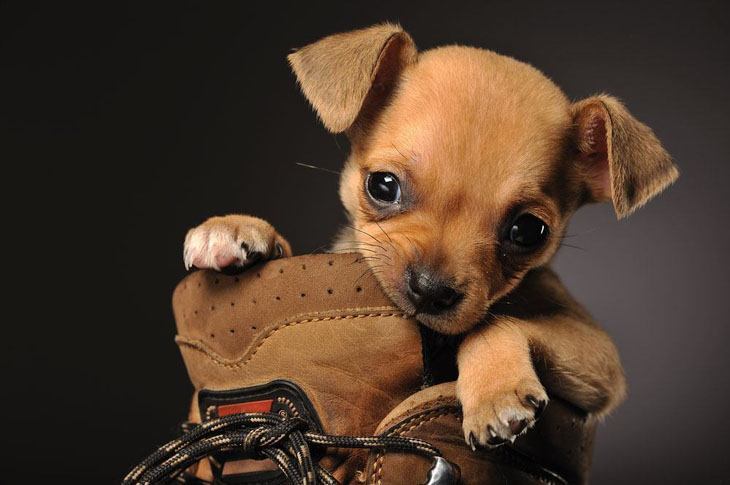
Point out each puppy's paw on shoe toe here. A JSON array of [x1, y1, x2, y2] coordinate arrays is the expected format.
[[461, 379, 547, 450], [183, 215, 289, 272]]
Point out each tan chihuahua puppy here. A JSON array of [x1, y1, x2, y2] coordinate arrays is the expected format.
[[183, 24, 678, 448]]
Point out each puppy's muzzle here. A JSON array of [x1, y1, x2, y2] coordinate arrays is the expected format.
[[406, 266, 463, 315]]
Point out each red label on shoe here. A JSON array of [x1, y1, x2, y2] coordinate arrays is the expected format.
[[217, 399, 274, 416]]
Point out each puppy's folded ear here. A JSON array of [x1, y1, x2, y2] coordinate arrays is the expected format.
[[288, 23, 417, 134], [572, 94, 679, 218]]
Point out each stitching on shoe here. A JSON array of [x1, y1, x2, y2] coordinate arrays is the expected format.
[[378, 396, 460, 433], [369, 452, 384, 485], [388, 407, 459, 437], [371, 406, 459, 484], [176, 308, 404, 369]]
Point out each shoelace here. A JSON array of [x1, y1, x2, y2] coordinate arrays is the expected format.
[[123, 412, 442, 485]]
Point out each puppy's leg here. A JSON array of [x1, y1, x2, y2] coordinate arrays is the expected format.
[[457, 321, 548, 448], [457, 267, 626, 448], [514, 267, 627, 415], [519, 314, 627, 417], [183, 215, 292, 272]]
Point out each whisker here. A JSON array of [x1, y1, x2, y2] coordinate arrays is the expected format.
[[559, 227, 600, 240], [403, 232, 422, 259], [391, 143, 408, 161], [338, 240, 387, 251], [354, 265, 384, 285], [374, 221, 398, 252], [357, 259, 382, 267], [568, 227, 600, 236], [358, 259, 393, 272], [336, 241, 388, 253], [353, 256, 384, 264], [332, 134, 344, 153], [340, 242, 391, 260], [334, 246, 393, 262], [307, 244, 331, 255], [346, 224, 384, 246], [296, 162, 341, 176], [339, 247, 381, 255], [559, 242, 586, 251]]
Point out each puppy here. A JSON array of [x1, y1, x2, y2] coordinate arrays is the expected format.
[[183, 24, 678, 448]]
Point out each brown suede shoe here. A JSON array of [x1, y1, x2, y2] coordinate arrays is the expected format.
[[360, 383, 595, 485], [127, 253, 596, 484]]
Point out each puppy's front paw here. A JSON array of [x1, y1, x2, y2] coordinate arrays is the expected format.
[[183, 215, 290, 272], [459, 375, 547, 450]]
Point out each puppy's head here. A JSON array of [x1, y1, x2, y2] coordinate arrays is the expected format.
[[289, 24, 678, 334]]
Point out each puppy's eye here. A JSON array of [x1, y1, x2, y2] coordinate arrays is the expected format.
[[367, 172, 401, 204], [508, 214, 549, 249]]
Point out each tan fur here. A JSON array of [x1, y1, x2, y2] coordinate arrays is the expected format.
[[334, 46, 574, 336], [287, 23, 417, 133], [185, 24, 677, 448], [572, 95, 679, 218]]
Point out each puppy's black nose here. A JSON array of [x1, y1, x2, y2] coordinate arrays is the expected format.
[[406, 267, 463, 314]]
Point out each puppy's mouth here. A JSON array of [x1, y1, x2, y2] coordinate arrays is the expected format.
[[375, 273, 480, 336], [349, 236, 487, 335]]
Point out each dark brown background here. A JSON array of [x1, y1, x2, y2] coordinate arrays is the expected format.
[[2, 1, 728, 483]]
